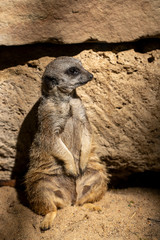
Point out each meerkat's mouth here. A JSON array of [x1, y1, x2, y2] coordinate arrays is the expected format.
[[78, 76, 93, 86], [81, 78, 93, 84], [77, 80, 90, 87]]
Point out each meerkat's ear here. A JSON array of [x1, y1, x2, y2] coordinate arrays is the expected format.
[[43, 76, 59, 86], [42, 75, 59, 95], [42, 75, 59, 90]]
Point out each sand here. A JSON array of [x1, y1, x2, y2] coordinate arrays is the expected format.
[[0, 186, 160, 240]]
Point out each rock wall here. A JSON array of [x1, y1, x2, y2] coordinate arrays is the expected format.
[[0, 43, 160, 180], [0, 0, 160, 45]]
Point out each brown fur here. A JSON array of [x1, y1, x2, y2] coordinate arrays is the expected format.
[[0, 179, 16, 187], [25, 57, 108, 231]]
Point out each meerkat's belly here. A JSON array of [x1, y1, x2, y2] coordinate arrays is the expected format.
[[61, 116, 83, 169]]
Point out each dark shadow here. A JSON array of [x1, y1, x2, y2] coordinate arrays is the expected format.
[[108, 170, 160, 189], [0, 43, 93, 70], [133, 38, 160, 53], [11, 99, 40, 196], [0, 38, 160, 70]]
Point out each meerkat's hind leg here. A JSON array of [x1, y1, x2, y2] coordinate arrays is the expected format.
[[76, 172, 106, 206], [40, 209, 57, 231], [76, 159, 108, 206]]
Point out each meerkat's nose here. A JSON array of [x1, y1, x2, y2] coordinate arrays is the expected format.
[[89, 73, 93, 80]]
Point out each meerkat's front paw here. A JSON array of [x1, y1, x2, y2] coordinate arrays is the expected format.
[[65, 163, 78, 177]]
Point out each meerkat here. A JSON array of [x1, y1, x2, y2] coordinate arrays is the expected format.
[[25, 56, 108, 231]]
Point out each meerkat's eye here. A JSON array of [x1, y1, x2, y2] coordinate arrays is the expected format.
[[65, 67, 80, 76]]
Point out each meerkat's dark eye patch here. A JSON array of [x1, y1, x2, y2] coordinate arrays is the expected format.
[[65, 67, 80, 76]]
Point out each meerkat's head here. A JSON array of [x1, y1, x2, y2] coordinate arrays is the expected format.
[[42, 57, 93, 96]]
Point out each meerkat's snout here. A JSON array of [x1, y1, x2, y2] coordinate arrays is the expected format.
[[84, 72, 93, 83], [77, 71, 93, 86]]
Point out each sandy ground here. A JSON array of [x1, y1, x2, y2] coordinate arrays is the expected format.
[[0, 186, 160, 240]]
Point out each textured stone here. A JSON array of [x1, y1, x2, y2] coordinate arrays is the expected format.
[[0, 49, 160, 180], [0, 0, 160, 46]]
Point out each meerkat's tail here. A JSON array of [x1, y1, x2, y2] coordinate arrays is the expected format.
[[0, 179, 16, 187], [40, 210, 57, 231]]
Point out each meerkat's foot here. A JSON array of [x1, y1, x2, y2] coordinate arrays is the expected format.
[[40, 211, 57, 231], [82, 203, 102, 212]]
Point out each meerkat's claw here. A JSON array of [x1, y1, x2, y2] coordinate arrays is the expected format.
[[40, 221, 50, 231], [80, 164, 87, 175]]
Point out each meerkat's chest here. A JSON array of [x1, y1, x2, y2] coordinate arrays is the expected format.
[[61, 100, 86, 161], [70, 98, 86, 121], [61, 115, 83, 158]]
